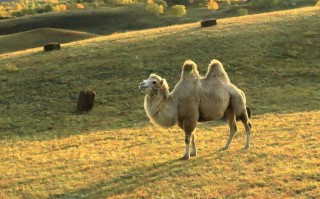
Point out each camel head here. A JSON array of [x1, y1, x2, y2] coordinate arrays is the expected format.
[[139, 74, 169, 94]]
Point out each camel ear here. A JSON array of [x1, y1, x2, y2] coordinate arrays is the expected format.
[[160, 79, 163, 85]]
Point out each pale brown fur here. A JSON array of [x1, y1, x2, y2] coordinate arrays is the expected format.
[[139, 59, 252, 160]]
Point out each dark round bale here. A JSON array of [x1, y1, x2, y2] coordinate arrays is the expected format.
[[76, 90, 96, 112], [200, 19, 217, 27], [44, 43, 61, 52]]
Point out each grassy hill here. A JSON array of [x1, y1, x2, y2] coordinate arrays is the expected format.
[[0, 5, 215, 54], [0, 2, 316, 54], [0, 7, 319, 198], [0, 28, 98, 54], [1, 0, 316, 36], [0, 5, 215, 35]]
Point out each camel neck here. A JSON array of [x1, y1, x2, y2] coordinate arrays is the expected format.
[[149, 86, 169, 101], [144, 86, 177, 128]]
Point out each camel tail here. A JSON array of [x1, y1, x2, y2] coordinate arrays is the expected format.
[[236, 106, 252, 121], [182, 60, 199, 77], [246, 106, 252, 119], [221, 106, 252, 122], [243, 106, 253, 129]]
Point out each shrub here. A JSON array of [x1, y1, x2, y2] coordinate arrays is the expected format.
[[207, 0, 219, 10], [66, 2, 78, 10], [77, 3, 85, 8], [59, 4, 67, 10], [43, 4, 54, 12], [15, 3, 23, 11], [35, 3, 56, 13], [0, 6, 5, 17], [145, 1, 164, 15], [104, 0, 135, 5], [34, 6, 45, 13], [154, 0, 167, 8], [237, 8, 248, 16], [11, 8, 37, 17], [168, 5, 186, 17]]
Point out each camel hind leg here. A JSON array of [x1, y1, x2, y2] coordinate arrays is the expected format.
[[220, 109, 237, 150], [190, 134, 197, 157], [238, 112, 252, 150], [230, 90, 252, 149]]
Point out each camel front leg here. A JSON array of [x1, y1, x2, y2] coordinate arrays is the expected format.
[[190, 134, 197, 157], [181, 120, 196, 160], [182, 136, 191, 160]]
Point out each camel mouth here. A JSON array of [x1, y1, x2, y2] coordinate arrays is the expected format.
[[139, 81, 149, 92], [139, 85, 147, 92]]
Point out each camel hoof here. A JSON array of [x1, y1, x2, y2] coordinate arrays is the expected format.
[[180, 155, 190, 160], [219, 146, 229, 151], [190, 151, 197, 157], [242, 146, 250, 150]]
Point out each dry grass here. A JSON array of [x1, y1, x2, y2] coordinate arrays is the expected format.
[[0, 7, 319, 198], [0, 111, 319, 198]]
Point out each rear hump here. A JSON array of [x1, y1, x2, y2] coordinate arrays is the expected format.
[[205, 59, 227, 78]]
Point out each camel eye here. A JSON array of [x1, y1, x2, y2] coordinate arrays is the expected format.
[[152, 81, 157, 84]]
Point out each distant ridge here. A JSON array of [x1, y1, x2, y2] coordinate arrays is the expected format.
[[0, 28, 99, 54]]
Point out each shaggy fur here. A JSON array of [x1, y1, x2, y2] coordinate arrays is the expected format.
[[139, 59, 252, 160]]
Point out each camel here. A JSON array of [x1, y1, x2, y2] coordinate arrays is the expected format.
[[139, 59, 252, 160]]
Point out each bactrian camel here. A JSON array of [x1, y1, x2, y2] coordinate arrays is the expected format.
[[139, 59, 252, 160]]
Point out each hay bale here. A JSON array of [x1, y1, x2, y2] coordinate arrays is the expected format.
[[44, 43, 61, 52], [76, 90, 96, 112], [200, 19, 217, 27]]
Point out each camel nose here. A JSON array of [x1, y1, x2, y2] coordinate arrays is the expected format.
[[139, 82, 146, 90]]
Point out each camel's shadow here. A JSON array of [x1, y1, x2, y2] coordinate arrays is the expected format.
[[51, 150, 231, 198]]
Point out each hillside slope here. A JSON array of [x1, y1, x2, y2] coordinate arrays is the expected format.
[[0, 7, 319, 198], [0, 6, 319, 136], [0, 2, 316, 36], [0, 28, 98, 54], [0, 5, 214, 35]]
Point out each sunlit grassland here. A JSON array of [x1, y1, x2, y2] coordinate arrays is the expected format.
[[0, 112, 319, 198], [0, 7, 319, 198]]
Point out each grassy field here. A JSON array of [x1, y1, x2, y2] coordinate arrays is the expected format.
[[0, 7, 319, 198]]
